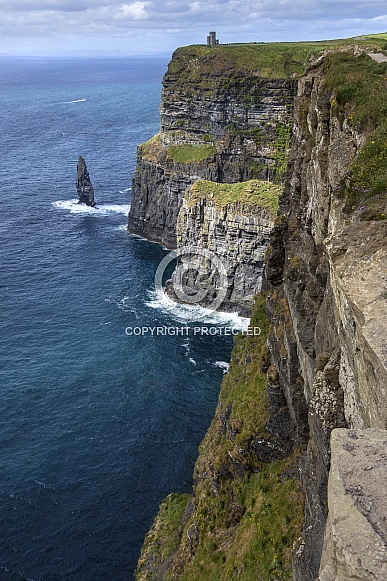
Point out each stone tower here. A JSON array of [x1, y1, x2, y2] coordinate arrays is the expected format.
[[207, 31, 219, 46]]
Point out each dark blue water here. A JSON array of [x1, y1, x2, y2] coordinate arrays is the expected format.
[[0, 57, 242, 580]]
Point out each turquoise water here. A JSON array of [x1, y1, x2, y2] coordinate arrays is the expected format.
[[0, 57, 241, 579]]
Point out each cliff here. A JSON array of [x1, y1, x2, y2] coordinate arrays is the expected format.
[[264, 48, 387, 580], [128, 44, 298, 248], [132, 35, 387, 581], [167, 179, 281, 315], [318, 429, 387, 581]]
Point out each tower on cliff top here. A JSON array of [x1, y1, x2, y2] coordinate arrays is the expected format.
[[207, 31, 219, 46]]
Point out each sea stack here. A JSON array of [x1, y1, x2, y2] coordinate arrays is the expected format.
[[76, 156, 96, 207]]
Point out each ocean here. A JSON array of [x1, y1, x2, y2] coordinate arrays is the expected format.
[[0, 57, 245, 579]]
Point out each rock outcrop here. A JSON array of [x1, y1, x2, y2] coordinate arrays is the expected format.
[[76, 156, 96, 207], [167, 180, 280, 315], [318, 429, 387, 581], [264, 52, 387, 580]]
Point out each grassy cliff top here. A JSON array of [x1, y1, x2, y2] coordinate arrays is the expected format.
[[189, 179, 281, 215], [320, 51, 387, 218], [166, 33, 387, 80]]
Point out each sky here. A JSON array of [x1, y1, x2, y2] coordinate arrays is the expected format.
[[0, 0, 387, 56]]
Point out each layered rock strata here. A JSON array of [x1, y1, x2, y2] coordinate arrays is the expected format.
[[264, 56, 387, 580], [167, 180, 279, 315], [128, 46, 296, 248]]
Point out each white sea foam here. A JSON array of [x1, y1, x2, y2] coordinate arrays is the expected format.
[[189, 357, 197, 366], [52, 199, 130, 216], [105, 296, 138, 314], [145, 289, 250, 330], [114, 224, 128, 232], [181, 339, 190, 356], [33, 479, 56, 490], [214, 361, 230, 374], [127, 232, 169, 251], [62, 98, 87, 104], [119, 187, 132, 194]]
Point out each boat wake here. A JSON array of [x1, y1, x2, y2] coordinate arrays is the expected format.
[[62, 98, 87, 104]]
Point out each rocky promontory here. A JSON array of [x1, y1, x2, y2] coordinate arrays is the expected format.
[[128, 44, 296, 249], [167, 179, 281, 315]]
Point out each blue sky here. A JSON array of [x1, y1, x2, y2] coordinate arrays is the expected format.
[[1, 0, 387, 56]]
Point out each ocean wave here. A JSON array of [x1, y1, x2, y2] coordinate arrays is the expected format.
[[52, 200, 130, 216], [127, 232, 169, 250], [105, 296, 137, 314], [62, 98, 87, 104], [214, 360, 230, 374], [114, 224, 128, 232], [145, 289, 250, 330], [119, 187, 132, 194]]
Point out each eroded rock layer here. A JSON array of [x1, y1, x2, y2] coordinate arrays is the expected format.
[[318, 429, 387, 581], [264, 55, 387, 580], [167, 180, 279, 315]]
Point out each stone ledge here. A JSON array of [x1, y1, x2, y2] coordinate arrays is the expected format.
[[318, 429, 387, 581]]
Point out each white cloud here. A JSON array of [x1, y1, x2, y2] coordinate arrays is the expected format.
[[116, 1, 150, 20], [0, 0, 386, 55], [189, 2, 201, 12]]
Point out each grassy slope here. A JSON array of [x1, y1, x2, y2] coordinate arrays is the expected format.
[[320, 51, 387, 219], [137, 296, 304, 581], [189, 179, 281, 215], [167, 144, 217, 163], [167, 33, 387, 80], [136, 493, 192, 579]]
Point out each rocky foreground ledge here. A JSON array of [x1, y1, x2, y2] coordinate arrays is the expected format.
[[318, 429, 387, 581]]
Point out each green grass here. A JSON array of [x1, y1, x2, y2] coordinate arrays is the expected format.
[[172, 453, 303, 581], [167, 294, 304, 580], [167, 144, 217, 163], [135, 296, 304, 580], [138, 133, 162, 162], [136, 493, 191, 580], [189, 179, 281, 215], [167, 35, 387, 80], [321, 52, 387, 218]]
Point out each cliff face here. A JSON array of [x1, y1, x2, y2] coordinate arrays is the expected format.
[[167, 180, 280, 315], [264, 54, 387, 579], [129, 135, 220, 248], [137, 296, 305, 580], [134, 40, 387, 581], [128, 45, 296, 248], [318, 429, 387, 581]]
